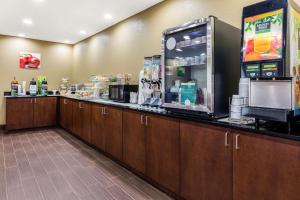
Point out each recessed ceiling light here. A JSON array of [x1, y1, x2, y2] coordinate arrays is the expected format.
[[104, 14, 113, 20], [23, 18, 33, 25], [80, 30, 87, 35], [18, 33, 26, 37], [33, 0, 44, 2], [64, 40, 70, 43]]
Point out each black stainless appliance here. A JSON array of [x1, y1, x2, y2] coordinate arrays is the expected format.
[[162, 16, 241, 118], [109, 85, 138, 103]]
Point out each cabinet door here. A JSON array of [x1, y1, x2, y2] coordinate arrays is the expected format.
[[72, 101, 91, 142], [180, 121, 233, 200], [72, 101, 81, 137], [34, 97, 57, 127], [123, 110, 145, 174], [59, 98, 66, 128], [104, 106, 123, 161], [59, 98, 73, 131], [91, 104, 106, 150], [79, 102, 91, 143], [233, 132, 300, 200], [146, 115, 180, 194], [6, 98, 34, 130]]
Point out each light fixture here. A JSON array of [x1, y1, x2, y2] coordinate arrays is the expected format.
[[23, 18, 33, 25], [64, 40, 70, 43], [33, 0, 45, 2], [18, 33, 26, 37], [104, 14, 113, 20], [176, 48, 183, 52], [80, 30, 87, 35]]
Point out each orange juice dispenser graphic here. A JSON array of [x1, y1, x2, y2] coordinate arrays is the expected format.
[[241, 0, 300, 133]]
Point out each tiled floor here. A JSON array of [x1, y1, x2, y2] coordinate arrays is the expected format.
[[0, 128, 172, 200]]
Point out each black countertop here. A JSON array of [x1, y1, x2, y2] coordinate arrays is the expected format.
[[5, 94, 300, 142], [133, 107, 300, 141], [62, 95, 300, 142]]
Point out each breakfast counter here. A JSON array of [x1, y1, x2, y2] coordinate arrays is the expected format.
[[57, 95, 300, 200], [5, 94, 300, 200], [6, 94, 299, 141], [54, 95, 300, 141]]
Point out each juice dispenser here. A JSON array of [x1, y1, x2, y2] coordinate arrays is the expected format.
[[241, 0, 300, 131]]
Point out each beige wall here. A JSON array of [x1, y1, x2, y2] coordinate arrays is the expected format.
[[0, 35, 73, 124], [72, 0, 262, 83], [0, 0, 263, 125]]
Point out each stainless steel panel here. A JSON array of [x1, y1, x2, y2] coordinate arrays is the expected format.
[[249, 80, 292, 110], [206, 16, 214, 113], [163, 102, 210, 113], [163, 18, 209, 35]]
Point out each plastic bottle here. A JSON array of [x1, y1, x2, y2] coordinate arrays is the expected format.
[[41, 79, 48, 96], [11, 77, 18, 97], [29, 78, 37, 96]]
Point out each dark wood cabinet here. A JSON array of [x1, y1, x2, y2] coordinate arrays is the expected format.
[[9, 97, 300, 200], [91, 105, 123, 160], [72, 101, 91, 143], [34, 97, 57, 127], [180, 121, 233, 200], [233, 132, 300, 200], [59, 98, 73, 131], [72, 101, 81, 137], [146, 114, 180, 194], [104, 106, 123, 161], [6, 97, 57, 131], [123, 110, 146, 174], [6, 98, 34, 130], [91, 104, 106, 151]]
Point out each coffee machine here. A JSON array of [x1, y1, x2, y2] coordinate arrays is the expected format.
[[241, 0, 300, 132]]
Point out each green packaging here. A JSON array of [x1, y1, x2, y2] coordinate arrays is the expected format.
[[180, 82, 196, 106], [37, 75, 47, 94]]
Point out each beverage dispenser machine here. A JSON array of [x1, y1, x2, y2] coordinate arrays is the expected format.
[[162, 16, 241, 118], [241, 0, 300, 131]]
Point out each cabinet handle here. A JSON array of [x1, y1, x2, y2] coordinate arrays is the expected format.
[[30, 98, 33, 103], [103, 107, 108, 115], [225, 131, 230, 147], [145, 116, 149, 126], [235, 134, 240, 150], [34, 98, 37, 104], [64, 99, 67, 105], [101, 107, 104, 115], [79, 102, 83, 109], [140, 115, 144, 125]]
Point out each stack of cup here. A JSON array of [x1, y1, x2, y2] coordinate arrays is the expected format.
[[230, 95, 244, 120], [239, 78, 250, 106]]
